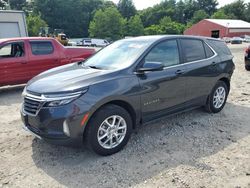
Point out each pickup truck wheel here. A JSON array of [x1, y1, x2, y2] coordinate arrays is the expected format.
[[85, 104, 132, 156], [205, 81, 228, 113]]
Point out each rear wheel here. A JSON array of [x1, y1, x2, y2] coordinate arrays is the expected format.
[[85, 104, 132, 156], [205, 81, 228, 113], [245, 65, 250, 71]]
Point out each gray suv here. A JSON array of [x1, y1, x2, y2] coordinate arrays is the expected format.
[[21, 35, 235, 155]]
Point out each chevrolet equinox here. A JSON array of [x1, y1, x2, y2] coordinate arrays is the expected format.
[[21, 36, 235, 155]]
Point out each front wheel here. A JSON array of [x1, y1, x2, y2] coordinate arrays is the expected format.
[[205, 81, 229, 113], [85, 104, 132, 156]]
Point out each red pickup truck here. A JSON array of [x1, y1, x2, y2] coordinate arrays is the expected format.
[[0, 37, 95, 86]]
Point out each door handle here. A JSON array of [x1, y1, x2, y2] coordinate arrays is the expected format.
[[175, 69, 185, 75], [20, 61, 27, 64]]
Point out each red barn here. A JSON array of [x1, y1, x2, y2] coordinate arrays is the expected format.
[[184, 19, 250, 38]]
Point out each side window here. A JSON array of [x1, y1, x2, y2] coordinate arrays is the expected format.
[[181, 39, 206, 62], [0, 42, 25, 58], [30, 41, 54, 55], [145, 40, 180, 67], [204, 42, 214, 58]]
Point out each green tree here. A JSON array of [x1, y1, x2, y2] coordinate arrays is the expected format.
[[159, 16, 185, 34], [190, 10, 209, 24], [144, 25, 163, 35], [196, 0, 218, 16], [211, 9, 232, 19], [182, 0, 199, 23], [175, 0, 185, 23], [0, 0, 8, 9], [101, 0, 116, 9], [126, 15, 144, 36], [245, 3, 250, 22], [26, 14, 47, 36], [89, 7, 125, 40], [34, 0, 103, 37], [139, 0, 177, 27], [223, 0, 246, 20], [118, 0, 136, 19], [9, 0, 26, 10]]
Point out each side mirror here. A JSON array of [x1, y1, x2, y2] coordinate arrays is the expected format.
[[137, 61, 164, 73]]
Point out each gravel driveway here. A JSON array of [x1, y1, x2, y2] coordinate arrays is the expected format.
[[0, 44, 249, 188]]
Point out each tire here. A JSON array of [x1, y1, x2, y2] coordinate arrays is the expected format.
[[85, 104, 132, 156], [245, 65, 250, 71], [205, 81, 229, 113]]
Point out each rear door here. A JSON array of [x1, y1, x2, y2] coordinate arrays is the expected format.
[[138, 39, 188, 122], [27, 40, 60, 79], [180, 38, 220, 105], [0, 41, 29, 86]]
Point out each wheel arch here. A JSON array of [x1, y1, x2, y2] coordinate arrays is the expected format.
[[219, 77, 230, 92], [83, 99, 138, 136]]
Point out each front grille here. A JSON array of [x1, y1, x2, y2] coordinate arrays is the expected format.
[[23, 97, 43, 116]]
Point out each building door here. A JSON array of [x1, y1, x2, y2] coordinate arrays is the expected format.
[[211, 30, 220, 38]]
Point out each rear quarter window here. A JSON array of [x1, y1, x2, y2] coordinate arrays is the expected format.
[[206, 39, 232, 56], [204, 42, 215, 58], [180, 39, 206, 62], [30, 41, 54, 55]]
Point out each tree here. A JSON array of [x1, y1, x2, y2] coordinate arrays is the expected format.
[[190, 10, 208, 24], [0, 0, 8, 9], [245, 2, 250, 22], [211, 9, 232, 19], [26, 14, 47, 36], [34, 0, 104, 37], [9, 0, 26, 10], [118, 0, 136, 19], [144, 25, 163, 35], [196, 0, 218, 16], [89, 7, 125, 40], [223, 0, 246, 20], [101, 0, 116, 9], [159, 16, 185, 34], [126, 15, 144, 36]]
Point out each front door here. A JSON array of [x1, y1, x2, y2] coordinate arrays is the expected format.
[[0, 41, 29, 86], [138, 39, 188, 122]]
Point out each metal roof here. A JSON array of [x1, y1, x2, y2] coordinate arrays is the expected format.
[[205, 19, 250, 28]]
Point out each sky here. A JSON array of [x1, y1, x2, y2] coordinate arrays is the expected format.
[[112, 0, 250, 10]]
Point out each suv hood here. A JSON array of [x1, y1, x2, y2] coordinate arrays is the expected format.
[[26, 63, 113, 94]]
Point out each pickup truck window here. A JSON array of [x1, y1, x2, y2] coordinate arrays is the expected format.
[[0, 42, 25, 58], [30, 41, 54, 55]]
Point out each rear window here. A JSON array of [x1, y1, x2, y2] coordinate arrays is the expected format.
[[207, 39, 232, 56], [30, 41, 54, 55], [181, 39, 206, 62]]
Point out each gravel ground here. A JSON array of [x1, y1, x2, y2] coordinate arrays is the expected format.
[[0, 44, 250, 188]]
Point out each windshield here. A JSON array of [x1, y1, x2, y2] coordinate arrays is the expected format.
[[84, 39, 152, 70]]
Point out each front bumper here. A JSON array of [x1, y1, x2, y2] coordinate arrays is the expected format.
[[21, 99, 92, 146]]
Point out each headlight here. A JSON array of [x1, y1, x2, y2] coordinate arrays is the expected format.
[[43, 89, 88, 107]]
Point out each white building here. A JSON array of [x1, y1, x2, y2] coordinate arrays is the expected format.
[[0, 10, 28, 38]]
